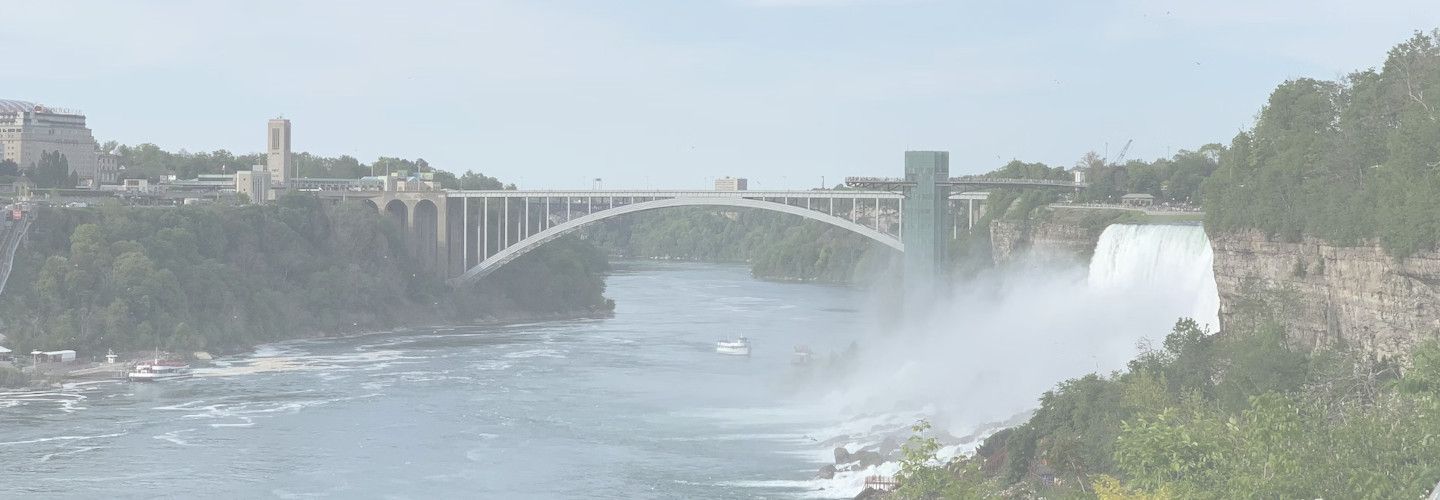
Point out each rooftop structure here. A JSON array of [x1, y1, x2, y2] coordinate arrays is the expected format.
[[714, 177, 748, 191]]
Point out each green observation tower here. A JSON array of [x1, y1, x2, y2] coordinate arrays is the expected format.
[[901, 151, 949, 301]]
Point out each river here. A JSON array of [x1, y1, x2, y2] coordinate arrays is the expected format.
[[0, 223, 1221, 499], [0, 262, 880, 499]]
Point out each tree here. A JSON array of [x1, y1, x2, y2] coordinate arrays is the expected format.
[[893, 420, 997, 499], [30, 151, 70, 188]]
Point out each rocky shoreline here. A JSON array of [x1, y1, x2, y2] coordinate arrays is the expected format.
[[0, 305, 615, 391]]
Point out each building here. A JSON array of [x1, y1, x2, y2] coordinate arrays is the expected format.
[[266, 118, 293, 186], [1121, 193, 1155, 207], [715, 177, 748, 191], [0, 99, 99, 182], [121, 178, 152, 192], [31, 350, 76, 363], [96, 152, 121, 185], [235, 167, 272, 203]]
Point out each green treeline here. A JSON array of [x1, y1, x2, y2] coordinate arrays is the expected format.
[[0, 195, 609, 357], [104, 142, 511, 190], [1204, 29, 1440, 256], [584, 207, 896, 283], [1072, 147, 1222, 205]]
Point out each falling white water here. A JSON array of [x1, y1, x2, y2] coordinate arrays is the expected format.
[[810, 223, 1224, 498], [1087, 224, 1220, 329]]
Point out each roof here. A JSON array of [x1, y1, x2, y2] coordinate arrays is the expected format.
[[0, 346, 10, 354], [0, 99, 36, 114], [1121, 193, 1155, 199]]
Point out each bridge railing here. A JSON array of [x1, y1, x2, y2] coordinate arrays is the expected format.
[[845, 176, 1087, 189]]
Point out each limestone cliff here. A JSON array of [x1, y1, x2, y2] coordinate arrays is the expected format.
[[1211, 230, 1440, 360], [989, 208, 1129, 266]]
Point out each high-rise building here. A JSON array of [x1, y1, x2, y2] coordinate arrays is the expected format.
[[0, 99, 98, 184], [266, 118, 292, 185]]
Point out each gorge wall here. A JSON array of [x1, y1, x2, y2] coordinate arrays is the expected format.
[[989, 208, 1130, 265], [1210, 230, 1440, 361]]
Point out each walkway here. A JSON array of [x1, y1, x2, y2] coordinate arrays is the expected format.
[[0, 213, 32, 298]]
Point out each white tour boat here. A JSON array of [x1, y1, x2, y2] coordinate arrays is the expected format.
[[127, 359, 193, 382], [715, 337, 751, 356], [792, 345, 813, 365]]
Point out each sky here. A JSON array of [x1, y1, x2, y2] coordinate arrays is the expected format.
[[2, 0, 1438, 189]]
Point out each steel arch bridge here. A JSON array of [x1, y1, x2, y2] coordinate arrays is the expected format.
[[333, 152, 1087, 290], [447, 190, 905, 284]]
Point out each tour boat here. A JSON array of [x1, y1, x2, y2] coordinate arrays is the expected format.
[[715, 337, 751, 356], [792, 345, 813, 365], [127, 359, 193, 382]]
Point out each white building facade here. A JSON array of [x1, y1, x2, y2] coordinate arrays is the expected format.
[[0, 100, 98, 183]]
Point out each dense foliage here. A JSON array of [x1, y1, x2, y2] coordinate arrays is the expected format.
[[893, 308, 1440, 498], [1204, 30, 1440, 256], [584, 207, 897, 283], [106, 142, 511, 190], [1079, 147, 1223, 205], [0, 195, 609, 357]]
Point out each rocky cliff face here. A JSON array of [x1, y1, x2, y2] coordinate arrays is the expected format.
[[1211, 230, 1440, 360], [989, 209, 1120, 266]]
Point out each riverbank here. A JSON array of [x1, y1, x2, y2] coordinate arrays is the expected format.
[[0, 201, 612, 361]]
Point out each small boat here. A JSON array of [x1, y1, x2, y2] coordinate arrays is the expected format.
[[128, 359, 192, 382], [792, 345, 813, 365], [715, 337, 751, 356]]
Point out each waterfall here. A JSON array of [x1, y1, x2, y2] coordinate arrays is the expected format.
[[1087, 224, 1220, 329], [829, 222, 1224, 444]]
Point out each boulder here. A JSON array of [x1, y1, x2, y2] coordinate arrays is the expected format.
[[816, 464, 836, 480], [852, 450, 885, 468], [853, 487, 887, 500], [833, 446, 851, 464], [878, 436, 900, 457]]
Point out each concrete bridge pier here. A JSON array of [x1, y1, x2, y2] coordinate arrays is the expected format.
[[370, 192, 452, 278]]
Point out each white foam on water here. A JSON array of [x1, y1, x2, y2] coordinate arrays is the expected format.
[[0, 432, 127, 447], [502, 348, 566, 359], [39, 445, 102, 462], [153, 428, 197, 446]]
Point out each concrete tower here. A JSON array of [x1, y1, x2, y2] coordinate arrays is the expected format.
[[266, 118, 292, 185], [901, 151, 950, 301]]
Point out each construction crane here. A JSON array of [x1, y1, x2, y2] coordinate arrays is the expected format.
[[1106, 139, 1133, 167]]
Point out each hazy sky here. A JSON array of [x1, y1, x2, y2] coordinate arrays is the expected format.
[[3, 1, 1437, 189]]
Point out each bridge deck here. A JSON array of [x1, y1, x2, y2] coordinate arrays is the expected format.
[[442, 189, 903, 199]]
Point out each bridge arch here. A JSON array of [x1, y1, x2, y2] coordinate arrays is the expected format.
[[413, 199, 440, 270], [451, 197, 903, 285], [383, 199, 409, 231]]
